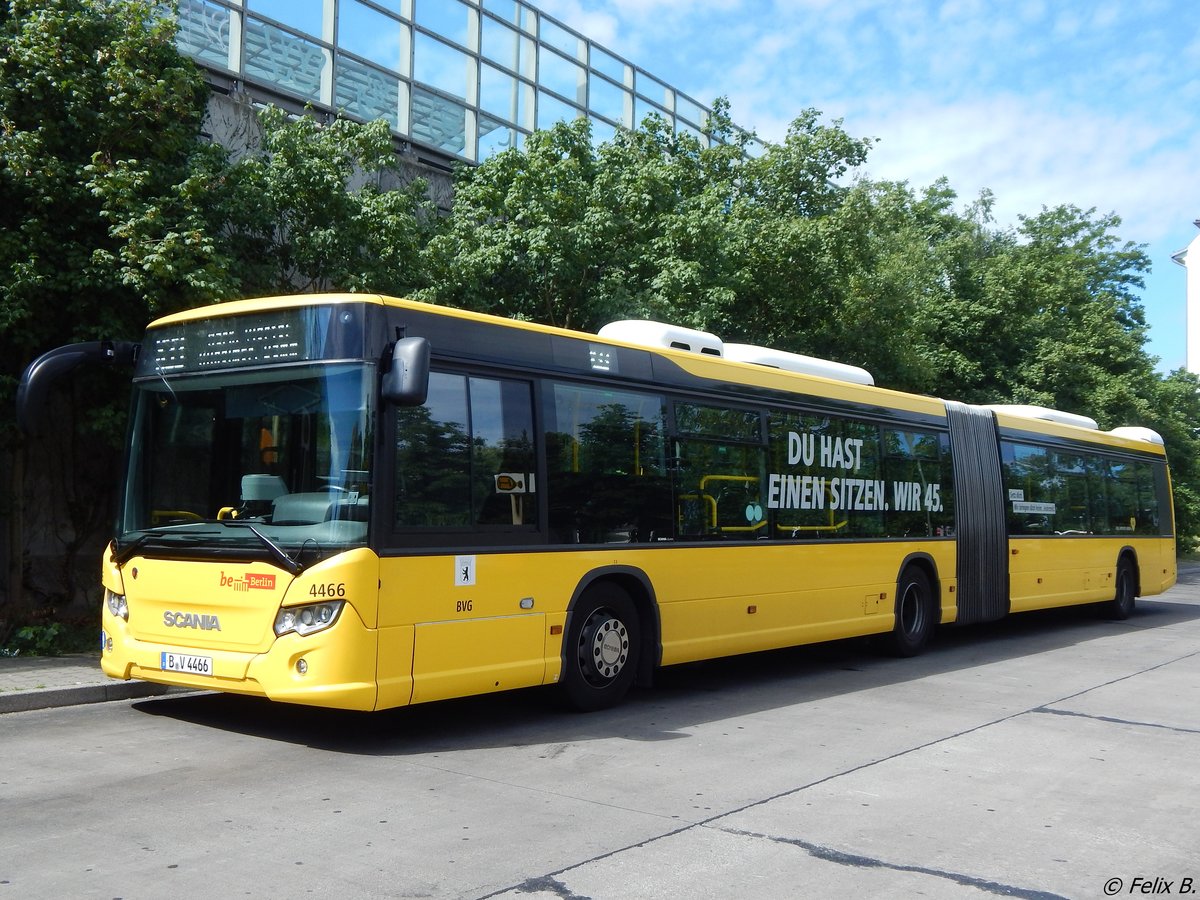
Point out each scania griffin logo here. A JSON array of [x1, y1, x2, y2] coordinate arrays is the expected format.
[[163, 611, 222, 631]]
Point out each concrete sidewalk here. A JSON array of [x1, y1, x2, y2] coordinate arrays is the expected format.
[[0, 652, 181, 714]]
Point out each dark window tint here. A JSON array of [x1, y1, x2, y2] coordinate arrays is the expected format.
[[881, 429, 955, 538], [1108, 459, 1162, 536], [766, 411, 886, 539], [544, 383, 670, 543], [674, 402, 765, 540], [675, 402, 761, 442], [393, 372, 536, 529], [1001, 443, 1055, 535], [1002, 440, 1167, 537]]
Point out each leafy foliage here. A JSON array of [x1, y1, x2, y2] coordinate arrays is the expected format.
[[0, 618, 98, 656], [0, 0, 235, 615], [0, 622, 63, 657], [221, 107, 435, 297], [0, 1, 438, 616], [425, 103, 1197, 539], [0, 0, 230, 399], [2, 0, 1197, 596]]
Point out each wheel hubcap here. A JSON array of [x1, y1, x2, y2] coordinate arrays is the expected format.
[[579, 610, 630, 684]]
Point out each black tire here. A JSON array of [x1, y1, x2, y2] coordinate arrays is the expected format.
[[560, 584, 640, 712], [1102, 558, 1137, 620], [877, 567, 936, 657]]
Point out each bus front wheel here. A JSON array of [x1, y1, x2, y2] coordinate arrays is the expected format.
[[561, 584, 640, 712], [877, 567, 936, 657], [1102, 558, 1137, 620]]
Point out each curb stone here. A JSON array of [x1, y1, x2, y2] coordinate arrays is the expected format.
[[0, 681, 187, 714]]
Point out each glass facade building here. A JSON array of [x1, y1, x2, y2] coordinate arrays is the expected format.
[[175, 0, 728, 164]]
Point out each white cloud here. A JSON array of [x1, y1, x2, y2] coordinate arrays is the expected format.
[[533, 0, 746, 64], [825, 92, 1198, 243], [609, 0, 743, 12], [531, 0, 622, 49], [524, 0, 1200, 362], [637, 1, 1199, 241]]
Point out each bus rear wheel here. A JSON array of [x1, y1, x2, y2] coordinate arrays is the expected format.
[[877, 567, 936, 657], [561, 584, 640, 712]]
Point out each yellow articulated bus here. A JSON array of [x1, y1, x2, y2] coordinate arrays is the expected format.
[[17, 294, 1176, 711]]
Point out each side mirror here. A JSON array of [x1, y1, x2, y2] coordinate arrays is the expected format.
[[16, 340, 140, 435], [381, 336, 430, 406]]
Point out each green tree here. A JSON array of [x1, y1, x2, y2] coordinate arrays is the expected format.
[[221, 107, 435, 297], [1145, 370, 1200, 544], [420, 102, 877, 341], [0, 0, 230, 404], [421, 116, 623, 328], [422, 104, 773, 331], [898, 185, 1022, 400], [1004, 206, 1153, 419], [0, 0, 231, 618]]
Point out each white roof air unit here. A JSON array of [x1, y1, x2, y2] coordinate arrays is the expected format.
[[724, 343, 874, 386], [1107, 426, 1165, 445], [985, 404, 1099, 430], [597, 320, 723, 356]]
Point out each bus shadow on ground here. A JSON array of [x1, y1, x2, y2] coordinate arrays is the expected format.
[[133, 595, 1200, 755]]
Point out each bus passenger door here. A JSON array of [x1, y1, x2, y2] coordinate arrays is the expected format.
[[664, 402, 781, 654], [385, 371, 546, 705], [1001, 442, 1107, 610]]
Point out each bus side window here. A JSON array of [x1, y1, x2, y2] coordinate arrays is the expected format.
[[766, 411, 884, 540], [393, 372, 537, 530], [1131, 461, 1161, 535], [394, 372, 472, 528], [881, 428, 953, 538], [1001, 442, 1054, 535], [1050, 451, 1092, 534], [674, 402, 765, 540], [469, 378, 537, 527], [544, 382, 670, 544]]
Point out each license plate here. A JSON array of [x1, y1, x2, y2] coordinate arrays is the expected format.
[[160, 651, 213, 676]]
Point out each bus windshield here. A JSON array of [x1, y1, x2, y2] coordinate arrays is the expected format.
[[117, 362, 374, 567]]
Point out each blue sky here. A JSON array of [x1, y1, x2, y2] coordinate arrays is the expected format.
[[538, 0, 1200, 372]]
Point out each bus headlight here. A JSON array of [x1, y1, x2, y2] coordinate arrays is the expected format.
[[274, 600, 344, 637], [106, 589, 128, 620]]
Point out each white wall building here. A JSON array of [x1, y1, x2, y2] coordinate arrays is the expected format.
[[1173, 220, 1200, 374]]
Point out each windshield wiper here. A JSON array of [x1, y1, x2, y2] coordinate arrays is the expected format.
[[111, 532, 153, 566], [111, 530, 224, 566], [220, 521, 304, 576]]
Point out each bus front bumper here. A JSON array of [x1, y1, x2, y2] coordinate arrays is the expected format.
[[100, 606, 380, 711]]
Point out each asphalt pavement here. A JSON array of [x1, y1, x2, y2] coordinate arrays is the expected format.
[[5, 565, 1199, 898]]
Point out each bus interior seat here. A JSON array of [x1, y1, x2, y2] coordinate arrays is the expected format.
[[242, 474, 288, 503], [548, 472, 672, 543], [329, 495, 370, 522], [272, 491, 337, 525], [271, 490, 370, 525]]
